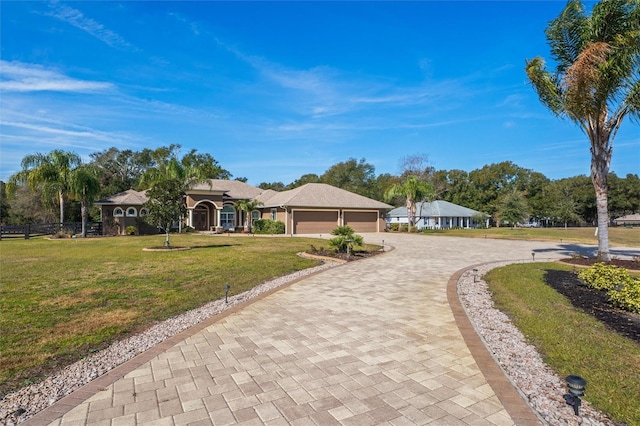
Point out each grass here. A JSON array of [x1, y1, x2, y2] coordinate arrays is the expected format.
[[485, 263, 640, 425], [421, 226, 640, 247], [0, 234, 353, 397]]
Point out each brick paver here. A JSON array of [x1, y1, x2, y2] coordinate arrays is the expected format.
[[26, 234, 585, 425]]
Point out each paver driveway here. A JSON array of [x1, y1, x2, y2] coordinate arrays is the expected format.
[[30, 234, 581, 426]]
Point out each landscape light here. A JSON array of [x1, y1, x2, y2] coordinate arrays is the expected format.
[[564, 375, 587, 415], [532, 252, 536, 262], [224, 285, 230, 304], [472, 269, 478, 283]]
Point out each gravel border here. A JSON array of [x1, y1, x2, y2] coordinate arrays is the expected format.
[[458, 261, 616, 426], [0, 260, 340, 425]]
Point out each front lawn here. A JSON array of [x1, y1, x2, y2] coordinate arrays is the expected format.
[[485, 263, 640, 425], [421, 226, 639, 247], [0, 234, 327, 397]]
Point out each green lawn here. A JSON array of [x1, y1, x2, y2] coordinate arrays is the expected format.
[[421, 226, 640, 247], [0, 234, 336, 396], [485, 263, 640, 425]]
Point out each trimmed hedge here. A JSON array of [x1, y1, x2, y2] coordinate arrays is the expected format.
[[252, 219, 285, 234]]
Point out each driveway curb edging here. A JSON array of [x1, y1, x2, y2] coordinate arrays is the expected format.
[[447, 263, 543, 426]]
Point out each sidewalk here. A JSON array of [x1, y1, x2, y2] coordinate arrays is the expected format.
[[25, 234, 575, 425]]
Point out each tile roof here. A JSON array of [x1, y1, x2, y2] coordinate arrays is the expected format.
[[387, 200, 481, 217], [94, 189, 148, 205], [190, 179, 264, 199], [257, 183, 392, 209]]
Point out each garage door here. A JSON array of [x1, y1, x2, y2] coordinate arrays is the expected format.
[[344, 211, 378, 232], [293, 211, 338, 234]]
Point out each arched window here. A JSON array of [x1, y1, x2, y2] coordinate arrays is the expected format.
[[139, 208, 148, 216], [126, 207, 137, 217], [221, 205, 235, 230], [114, 207, 124, 217]]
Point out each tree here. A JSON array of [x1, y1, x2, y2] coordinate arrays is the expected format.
[[398, 154, 435, 181], [258, 181, 286, 191], [140, 156, 209, 247], [287, 174, 320, 189], [89, 147, 155, 196], [321, 158, 376, 197], [69, 165, 101, 237], [234, 199, 262, 233], [5, 184, 56, 224], [547, 181, 583, 228], [496, 190, 530, 228], [143, 179, 186, 247], [0, 181, 9, 225], [525, 0, 640, 260], [384, 175, 435, 230], [8, 150, 81, 225]]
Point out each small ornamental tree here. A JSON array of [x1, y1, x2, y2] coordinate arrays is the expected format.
[[142, 179, 186, 247], [329, 225, 364, 253]]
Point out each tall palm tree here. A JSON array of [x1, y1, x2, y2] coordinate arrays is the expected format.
[[525, 0, 639, 260], [69, 165, 101, 237], [9, 150, 82, 225], [234, 199, 263, 233], [384, 175, 435, 230]]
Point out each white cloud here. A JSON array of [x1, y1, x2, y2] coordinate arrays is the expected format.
[[46, 1, 135, 50], [0, 61, 113, 93]]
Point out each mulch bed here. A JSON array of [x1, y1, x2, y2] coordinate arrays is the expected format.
[[307, 249, 385, 262], [544, 258, 640, 343]]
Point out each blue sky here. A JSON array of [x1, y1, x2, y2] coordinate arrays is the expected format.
[[1, 1, 638, 187]]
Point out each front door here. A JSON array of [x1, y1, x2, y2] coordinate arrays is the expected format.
[[193, 205, 208, 231]]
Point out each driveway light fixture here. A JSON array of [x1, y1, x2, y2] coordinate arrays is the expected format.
[[224, 285, 230, 304], [532, 252, 536, 262], [472, 269, 478, 282], [564, 375, 587, 415]]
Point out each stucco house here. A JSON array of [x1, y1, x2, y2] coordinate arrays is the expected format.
[[386, 200, 487, 230], [94, 180, 392, 236]]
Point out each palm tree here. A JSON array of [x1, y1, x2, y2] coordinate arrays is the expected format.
[[384, 175, 435, 230], [9, 150, 82, 226], [525, 0, 639, 260], [69, 165, 101, 237], [234, 199, 263, 233]]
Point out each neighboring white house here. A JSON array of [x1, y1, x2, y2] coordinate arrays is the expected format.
[[386, 200, 487, 230]]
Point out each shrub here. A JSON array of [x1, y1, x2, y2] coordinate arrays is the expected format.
[[126, 225, 137, 236], [328, 226, 363, 253], [388, 223, 399, 232], [578, 262, 640, 314], [578, 263, 633, 291], [399, 224, 408, 232], [608, 279, 640, 313], [252, 219, 285, 234]]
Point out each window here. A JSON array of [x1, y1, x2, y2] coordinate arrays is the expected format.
[[114, 207, 124, 217], [271, 208, 277, 221], [221, 205, 235, 230], [251, 210, 260, 223], [139, 208, 148, 216], [126, 207, 137, 217]]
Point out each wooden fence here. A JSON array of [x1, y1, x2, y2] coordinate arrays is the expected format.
[[0, 222, 102, 239]]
